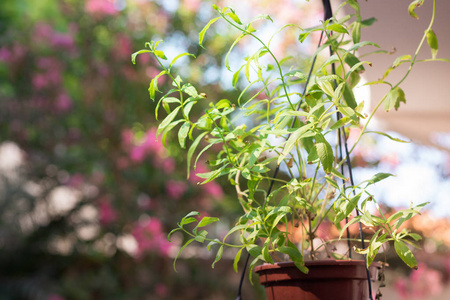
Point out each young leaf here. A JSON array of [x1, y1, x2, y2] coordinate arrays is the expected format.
[[394, 240, 418, 269], [157, 106, 181, 136], [131, 50, 151, 64], [173, 238, 195, 271], [169, 53, 196, 69], [426, 29, 438, 59], [384, 87, 406, 112], [327, 23, 349, 34], [352, 21, 361, 44], [365, 172, 394, 185], [187, 132, 208, 178], [178, 121, 191, 149], [315, 133, 334, 174], [408, 0, 425, 19], [233, 248, 244, 272], [197, 216, 220, 228], [212, 245, 224, 268], [226, 12, 242, 24], [199, 17, 221, 48], [154, 50, 167, 60]]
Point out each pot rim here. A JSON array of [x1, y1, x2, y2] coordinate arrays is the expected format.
[[254, 259, 382, 273]]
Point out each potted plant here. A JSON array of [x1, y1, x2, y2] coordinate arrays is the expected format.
[[132, 0, 442, 298]]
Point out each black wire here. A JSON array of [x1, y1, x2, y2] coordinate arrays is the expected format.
[[322, 0, 374, 298]]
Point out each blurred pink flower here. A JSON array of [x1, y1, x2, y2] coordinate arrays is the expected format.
[[99, 199, 117, 225], [395, 263, 443, 299], [55, 93, 73, 113], [0, 47, 11, 61], [166, 180, 188, 200], [203, 181, 224, 199], [85, 0, 118, 16], [132, 218, 172, 258], [160, 157, 175, 174], [130, 145, 146, 162], [121, 129, 134, 148]]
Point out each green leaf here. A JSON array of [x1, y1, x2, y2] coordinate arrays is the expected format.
[[131, 50, 151, 64], [233, 248, 244, 272], [364, 131, 410, 143], [330, 116, 351, 130], [327, 23, 349, 34], [365, 172, 394, 185], [180, 217, 197, 226], [178, 121, 190, 149], [212, 245, 224, 268], [262, 243, 274, 264], [157, 106, 181, 136], [173, 238, 194, 271], [232, 65, 244, 88], [343, 83, 357, 109], [194, 230, 208, 243], [169, 53, 196, 69], [197, 216, 220, 228], [207, 239, 221, 252], [148, 70, 167, 101], [384, 87, 406, 112], [352, 21, 361, 44], [408, 0, 424, 19], [167, 228, 182, 242], [154, 50, 167, 60], [246, 244, 263, 258], [278, 242, 308, 273], [347, 41, 379, 52], [187, 132, 208, 178], [226, 12, 242, 24], [199, 17, 221, 48], [225, 34, 246, 71], [394, 240, 418, 269], [278, 123, 313, 164], [181, 83, 199, 98], [315, 133, 334, 173], [426, 29, 438, 59], [361, 17, 377, 27]]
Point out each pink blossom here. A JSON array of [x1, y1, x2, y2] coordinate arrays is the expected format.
[[32, 74, 49, 90], [166, 180, 188, 200], [55, 93, 73, 113], [85, 0, 118, 16], [130, 145, 146, 162], [99, 199, 117, 225], [160, 157, 175, 174], [203, 181, 224, 199], [0, 47, 11, 61], [121, 129, 134, 148], [395, 263, 443, 299], [51, 32, 75, 51], [132, 218, 172, 258]]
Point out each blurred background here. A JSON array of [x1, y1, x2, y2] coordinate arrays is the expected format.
[[0, 0, 449, 299]]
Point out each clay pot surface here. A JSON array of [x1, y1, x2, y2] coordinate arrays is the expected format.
[[255, 260, 382, 300]]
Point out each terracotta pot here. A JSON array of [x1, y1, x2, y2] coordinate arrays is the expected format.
[[255, 260, 383, 300]]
